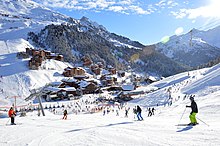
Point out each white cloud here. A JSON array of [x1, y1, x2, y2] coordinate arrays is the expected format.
[[167, 0, 178, 7], [108, 6, 125, 13], [170, 9, 187, 19], [147, 4, 157, 13], [129, 5, 150, 15], [34, 0, 160, 15], [155, 0, 166, 7], [34, 0, 183, 15], [171, 0, 220, 19], [118, 0, 133, 5], [167, 1, 178, 9]]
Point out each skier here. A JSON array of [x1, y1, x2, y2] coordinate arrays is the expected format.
[[136, 105, 143, 121], [103, 109, 106, 116], [8, 107, 16, 125], [186, 96, 198, 125], [125, 107, 130, 117], [116, 109, 119, 116], [148, 108, 152, 117], [63, 109, 67, 120], [37, 106, 41, 116], [152, 107, 155, 115], [133, 106, 137, 119]]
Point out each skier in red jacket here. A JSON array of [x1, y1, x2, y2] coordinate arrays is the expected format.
[[8, 107, 16, 125]]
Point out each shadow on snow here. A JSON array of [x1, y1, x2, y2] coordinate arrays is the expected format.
[[176, 126, 193, 132], [65, 122, 133, 133]]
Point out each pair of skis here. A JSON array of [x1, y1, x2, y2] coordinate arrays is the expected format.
[[176, 123, 199, 126]]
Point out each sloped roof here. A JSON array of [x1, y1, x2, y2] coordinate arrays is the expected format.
[[122, 84, 135, 91]]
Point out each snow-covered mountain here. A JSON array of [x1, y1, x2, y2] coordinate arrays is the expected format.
[[0, 0, 143, 49], [0, 0, 75, 40], [155, 27, 220, 67]]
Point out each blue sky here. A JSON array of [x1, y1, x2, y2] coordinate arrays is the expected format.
[[34, 0, 220, 45]]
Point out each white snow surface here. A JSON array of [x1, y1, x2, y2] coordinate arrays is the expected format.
[[0, 1, 220, 145], [0, 0, 70, 40], [0, 39, 71, 105], [0, 44, 220, 145]]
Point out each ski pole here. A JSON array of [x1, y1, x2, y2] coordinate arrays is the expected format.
[[178, 107, 186, 125], [5, 118, 10, 125], [197, 117, 209, 127]]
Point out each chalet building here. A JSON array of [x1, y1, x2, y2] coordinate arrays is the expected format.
[[82, 56, 93, 66], [97, 62, 104, 68], [145, 76, 157, 84], [44, 50, 51, 57], [90, 64, 101, 75], [63, 67, 86, 77], [63, 67, 72, 77], [122, 84, 135, 91], [107, 65, 117, 75], [92, 68, 101, 75], [42, 86, 76, 101], [16, 52, 29, 59], [100, 75, 116, 86], [29, 54, 43, 70], [61, 78, 79, 88], [26, 47, 64, 70], [47, 54, 64, 61], [109, 68, 116, 75], [82, 83, 98, 94], [90, 64, 98, 70], [25, 48, 33, 56], [118, 71, 125, 77], [65, 87, 77, 96]]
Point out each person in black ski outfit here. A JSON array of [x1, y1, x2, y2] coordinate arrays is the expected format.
[[152, 107, 155, 115], [133, 106, 137, 119], [136, 105, 143, 121], [63, 109, 67, 120], [148, 107, 153, 117], [186, 96, 198, 125]]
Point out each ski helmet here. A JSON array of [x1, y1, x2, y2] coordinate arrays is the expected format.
[[190, 96, 194, 100]]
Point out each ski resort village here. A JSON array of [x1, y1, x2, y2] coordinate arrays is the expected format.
[[0, 0, 220, 146]]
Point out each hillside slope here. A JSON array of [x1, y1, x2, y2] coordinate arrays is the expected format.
[[0, 39, 70, 105], [155, 27, 220, 67], [0, 63, 219, 146]]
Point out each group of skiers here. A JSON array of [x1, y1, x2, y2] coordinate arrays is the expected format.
[[147, 107, 155, 117], [6, 95, 198, 126]]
